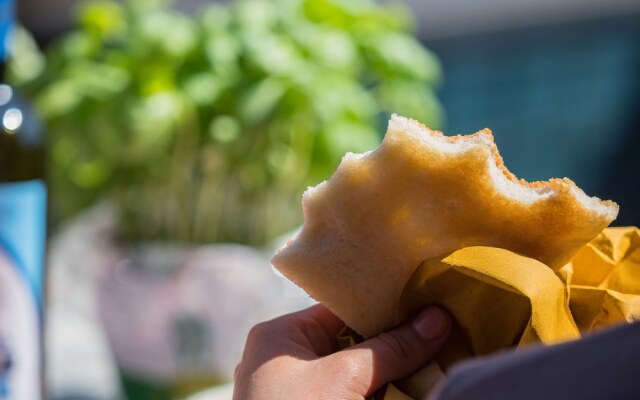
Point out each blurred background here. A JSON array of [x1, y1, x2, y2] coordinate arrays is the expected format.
[[10, 0, 640, 399]]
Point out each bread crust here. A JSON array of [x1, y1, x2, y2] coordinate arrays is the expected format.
[[272, 115, 618, 337]]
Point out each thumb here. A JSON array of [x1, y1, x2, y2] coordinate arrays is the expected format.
[[324, 307, 451, 397]]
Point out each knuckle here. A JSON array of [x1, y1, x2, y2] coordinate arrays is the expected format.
[[233, 362, 242, 381], [246, 321, 269, 344], [377, 332, 413, 361]]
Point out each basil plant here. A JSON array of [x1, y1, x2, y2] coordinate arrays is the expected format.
[[14, 0, 442, 245]]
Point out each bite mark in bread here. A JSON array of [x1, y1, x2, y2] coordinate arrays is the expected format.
[[272, 114, 618, 337]]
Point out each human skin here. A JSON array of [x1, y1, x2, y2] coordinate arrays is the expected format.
[[234, 304, 451, 400]]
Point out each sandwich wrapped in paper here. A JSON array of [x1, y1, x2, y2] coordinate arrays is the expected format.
[[271, 115, 639, 399]]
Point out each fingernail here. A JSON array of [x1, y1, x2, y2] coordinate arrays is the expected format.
[[412, 307, 449, 341]]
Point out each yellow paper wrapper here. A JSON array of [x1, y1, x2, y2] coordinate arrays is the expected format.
[[399, 246, 580, 360], [343, 228, 640, 400], [560, 226, 640, 332], [389, 246, 580, 400]]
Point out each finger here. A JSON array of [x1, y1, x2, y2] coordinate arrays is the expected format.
[[287, 304, 346, 356], [258, 304, 344, 357], [235, 304, 346, 386], [303, 304, 346, 339], [325, 307, 451, 396]]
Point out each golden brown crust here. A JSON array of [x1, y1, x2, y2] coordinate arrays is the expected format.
[[272, 115, 618, 338], [403, 115, 616, 205]]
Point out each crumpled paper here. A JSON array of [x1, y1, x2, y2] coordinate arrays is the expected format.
[[340, 227, 640, 400], [399, 246, 580, 357], [560, 227, 640, 332]]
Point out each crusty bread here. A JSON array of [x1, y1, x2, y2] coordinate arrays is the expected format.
[[271, 115, 618, 338]]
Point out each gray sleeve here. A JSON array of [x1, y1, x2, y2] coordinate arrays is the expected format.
[[430, 322, 640, 400]]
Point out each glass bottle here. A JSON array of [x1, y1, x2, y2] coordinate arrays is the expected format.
[[0, 0, 46, 398]]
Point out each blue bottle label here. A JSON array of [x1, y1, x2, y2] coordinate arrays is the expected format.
[[0, 0, 14, 63], [0, 179, 45, 400]]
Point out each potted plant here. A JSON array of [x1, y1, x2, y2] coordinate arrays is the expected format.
[[12, 0, 443, 397]]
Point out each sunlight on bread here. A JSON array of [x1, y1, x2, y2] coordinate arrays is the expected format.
[[271, 114, 618, 338]]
